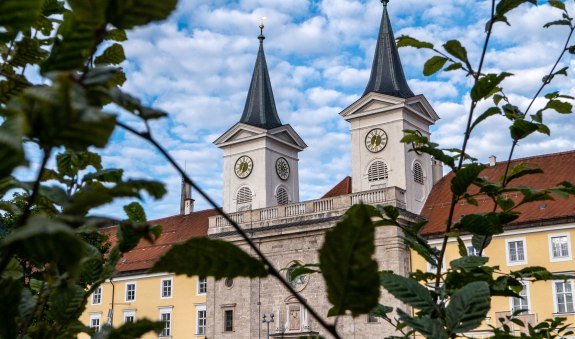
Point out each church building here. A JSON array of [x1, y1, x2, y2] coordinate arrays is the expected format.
[[205, 1, 441, 337]]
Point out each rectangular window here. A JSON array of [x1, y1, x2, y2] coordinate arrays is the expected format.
[[550, 234, 571, 261], [123, 310, 135, 324], [196, 305, 206, 335], [367, 312, 379, 323], [197, 277, 207, 295], [90, 314, 101, 333], [467, 245, 480, 256], [125, 283, 136, 302], [511, 282, 529, 314], [92, 286, 102, 305], [506, 238, 527, 265], [555, 281, 575, 313], [160, 309, 171, 337], [161, 278, 172, 298], [224, 309, 233, 332]]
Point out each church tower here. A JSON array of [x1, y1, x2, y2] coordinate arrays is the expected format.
[[214, 25, 307, 213], [339, 0, 440, 214]]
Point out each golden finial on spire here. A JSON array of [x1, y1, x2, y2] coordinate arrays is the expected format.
[[258, 16, 267, 41]]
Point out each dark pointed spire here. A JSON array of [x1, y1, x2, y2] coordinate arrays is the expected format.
[[239, 23, 283, 130], [363, 0, 414, 98]]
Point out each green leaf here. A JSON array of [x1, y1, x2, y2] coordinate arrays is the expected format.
[[0, 74, 31, 104], [403, 235, 438, 268], [450, 256, 489, 271], [445, 281, 491, 333], [105, 28, 128, 42], [151, 237, 268, 278], [397, 309, 448, 339], [470, 107, 501, 131], [82, 169, 123, 183], [0, 277, 22, 338], [456, 237, 468, 257], [94, 43, 126, 65], [109, 88, 168, 120], [544, 19, 572, 28], [370, 304, 394, 318], [451, 163, 486, 197], [546, 100, 573, 114], [57, 150, 103, 177], [0, 0, 44, 35], [48, 284, 87, 322], [496, 0, 537, 18], [2, 216, 86, 275], [380, 272, 436, 313], [319, 204, 380, 316], [443, 40, 469, 65], [444, 63, 463, 72], [510, 120, 539, 140], [455, 213, 511, 236], [472, 235, 491, 253], [506, 163, 543, 183], [471, 73, 513, 101], [423, 56, 448, 76], [396, 35, 434, 49], [549, 0, 566, 11], [107, 0, 178, 29], [9, 37, 50, 68], [124, 201, 147, 223]]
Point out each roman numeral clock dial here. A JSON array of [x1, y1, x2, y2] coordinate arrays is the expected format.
[[234, 156, 253, 179], [365, 128, 388, 153]]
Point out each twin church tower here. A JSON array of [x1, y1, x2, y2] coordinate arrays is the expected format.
[[214, 0, 441, 215]]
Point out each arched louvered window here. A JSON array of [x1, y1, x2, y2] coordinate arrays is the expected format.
[[368, 161, 389, 182], [236, 187, 253, 205], [414, 162, 424, 185], [276, 187, 289, 205]]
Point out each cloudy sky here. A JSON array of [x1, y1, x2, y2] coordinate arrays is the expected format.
[[86, 0, 575, 219]]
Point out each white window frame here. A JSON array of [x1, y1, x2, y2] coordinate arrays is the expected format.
[[159, 307, 172, 337], [553, 280, 575, 314], [89, 314, 101, 332], [91, 286, 102, 305], [196, 305, 207, 335], [125, 282, 136, 302], [160, 277, 173, 299], [505, 237, 527, 266], [197, 277, 207, 295], [466, 243, 482, 257], [123, 310, 136, 324], [549, 233, 572, 262], [509, 281, 530, 314]]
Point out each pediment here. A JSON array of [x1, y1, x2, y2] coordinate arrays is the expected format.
[[339, 92, 439, 125], [229, 129, 258, 141], [213, 123, 266, 146], [268, 125, 307, 150], [214, 123, 307, 150]]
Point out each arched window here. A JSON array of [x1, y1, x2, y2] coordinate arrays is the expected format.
[[276, 187, 289, 205], [414, 162, 424, 184], [368, 161, 389, 182], [236, 187, 252, 205]]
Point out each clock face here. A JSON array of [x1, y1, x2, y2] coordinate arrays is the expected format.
[[412, 130, 423, 155], [276, 157, 290, 180], [234, 156, 253, 179], [365, 128, 388, 153]]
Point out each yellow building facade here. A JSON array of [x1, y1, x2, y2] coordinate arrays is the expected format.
[[80, 274, 207, 338], [413, 151, 575, 337], [80, 208, 217, 338]]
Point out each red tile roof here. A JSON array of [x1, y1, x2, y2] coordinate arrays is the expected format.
[[421, 150, 575, 236], [101, 208, 218, 272], [322, 176, 352, 198]]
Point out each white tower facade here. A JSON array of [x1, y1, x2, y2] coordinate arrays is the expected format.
[[214, 27, 307, 213], [339, 0, 440, 214]]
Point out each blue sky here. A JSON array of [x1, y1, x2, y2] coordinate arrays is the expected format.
[[56, 0, 575, 219]]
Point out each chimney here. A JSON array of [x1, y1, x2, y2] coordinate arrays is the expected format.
[[180, 177, 194, 215], [488, 155, 496, 167], [431, 158, 444, 185]]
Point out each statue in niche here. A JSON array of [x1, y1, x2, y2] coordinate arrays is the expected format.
[[288, 306, 300, 331]]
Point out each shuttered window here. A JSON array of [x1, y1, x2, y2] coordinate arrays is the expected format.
[[277, 187, 289, 205], [414, 162, 424, 184], [237, 187, 252, 204], [368, 161, 389, 182]]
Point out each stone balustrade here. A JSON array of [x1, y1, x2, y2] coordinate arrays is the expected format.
[[209, 187, 406, 232]]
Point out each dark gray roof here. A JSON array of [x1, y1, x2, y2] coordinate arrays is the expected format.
[[363, 1, 414, 98], [239, 32, 283, 130]]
